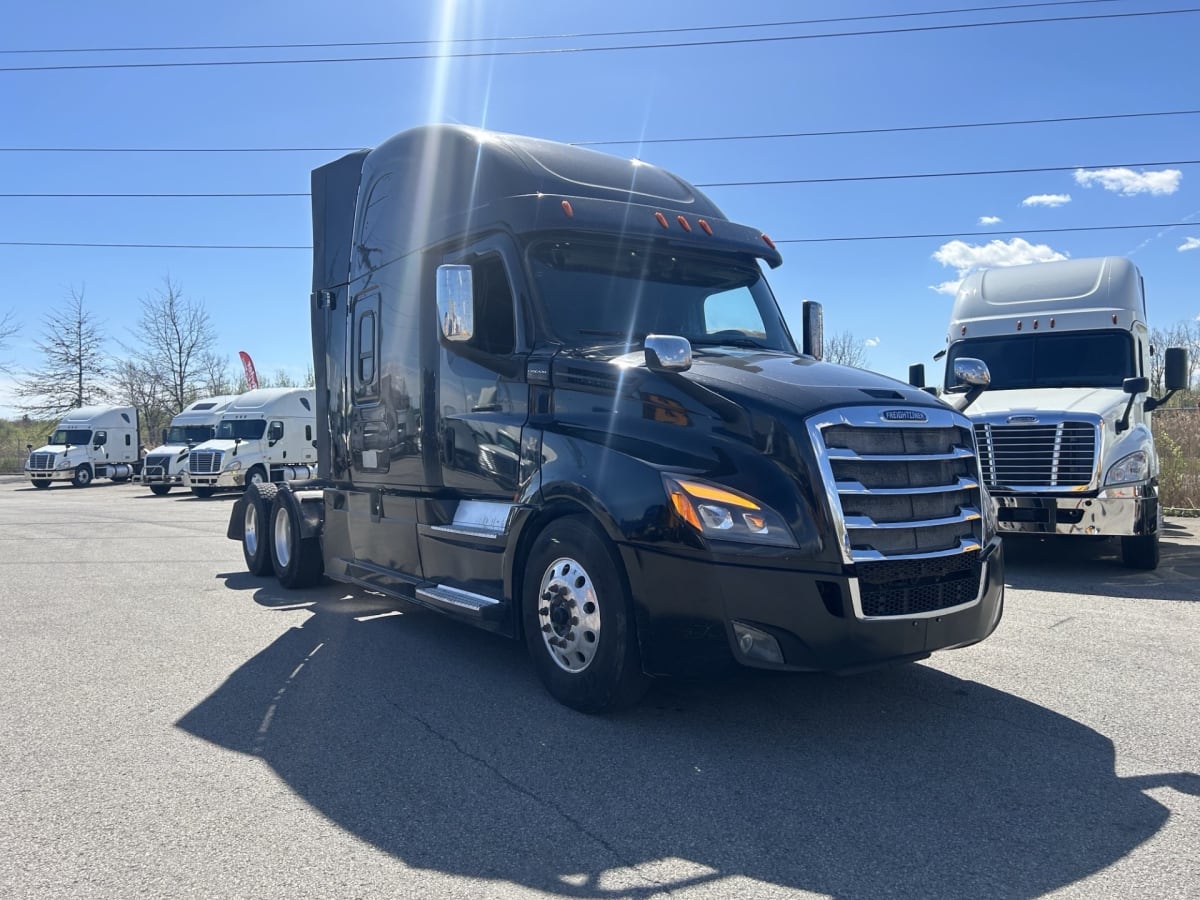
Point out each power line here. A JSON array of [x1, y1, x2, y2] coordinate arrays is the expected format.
[[0, 1, 1121, 55], [1, 8, 1195, 73], [3, 222, 1197, 251], [1, 108, 1197, 154], [4, 158, 1195, 197]]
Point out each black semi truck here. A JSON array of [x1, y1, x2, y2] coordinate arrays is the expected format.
[[228, 125, 1004, 711]]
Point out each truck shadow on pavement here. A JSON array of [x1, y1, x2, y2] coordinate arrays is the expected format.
[[179, 576, 1200, 899], [1002, 518, 1200, 602]]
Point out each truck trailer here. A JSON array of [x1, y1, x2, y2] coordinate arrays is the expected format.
[[938, 256, 1189, 569], [25, 405, 141, 488], [228, 124, 1004, 711], [140, 394, 238, 495]]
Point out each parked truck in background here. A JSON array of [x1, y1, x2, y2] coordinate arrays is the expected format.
[[25, 405, 141, 488], [139, 395, 238, 496], [227, 124, 1004, 711], [936, 256, 1189, 569], [185, 388, 316, 498]]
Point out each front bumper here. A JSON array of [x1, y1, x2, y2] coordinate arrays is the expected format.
[[184, 469, 244, 489], [620, 539, 1005, 677], [992, 487, 1157, 537], [139, 466, 184, 486], [26, 469, 74, 482]]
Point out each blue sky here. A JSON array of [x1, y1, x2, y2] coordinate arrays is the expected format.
[[2, 0, 1198, 417]]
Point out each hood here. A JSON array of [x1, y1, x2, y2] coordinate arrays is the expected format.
[[31, 443, 80, 455], [963, 386, 1128, 421], [146, 443, 190, 456], [192, 439, 240, 453]]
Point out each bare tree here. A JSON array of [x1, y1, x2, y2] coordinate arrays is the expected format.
[[112, 359, 171, 448], [823, 330, 870, 368], [0, 309, 18, 374], [127, 277, 219, 413], [198, 351, 241, 396], [15, 287, 110, 416]]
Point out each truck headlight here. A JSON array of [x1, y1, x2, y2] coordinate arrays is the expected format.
[[663, 474, 798, 548], [1105, 450, 1148, 486], [226, 460, 242, 472], [56, 458, 72, 470]]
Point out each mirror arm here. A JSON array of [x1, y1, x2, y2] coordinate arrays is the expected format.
[[1116, 394, 1138, 434]]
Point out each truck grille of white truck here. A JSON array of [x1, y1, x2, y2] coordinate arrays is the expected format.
[[28, 452, 55, 472], [808, 407, 985, 619], [189, 450, 223, 475], [143, 454, 173, 481], [973, 421, 1097, 490]]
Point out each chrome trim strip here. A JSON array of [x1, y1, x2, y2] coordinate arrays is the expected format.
[[415, 584, 500, 614], [849, 556, 989, 621], [849, 538, 982, 563], [844, 507, 982, 530], [427, 523, 503, 540], [835, 476, 979, 496], [824, 446, 975, 463]]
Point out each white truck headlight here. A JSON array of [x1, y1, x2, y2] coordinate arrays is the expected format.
[[227, 460, 242, 472], [663, 474, 798, 548], [1105, 450, 1148, 486], [56, 458, 72, 470]]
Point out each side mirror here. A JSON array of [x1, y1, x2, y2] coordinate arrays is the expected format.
[[437, 264, 474, 343], [908, 363, 926, 389], [1164, 347, 1189, 392], [802, 300, 823, 361], [644, 334, 692, 373], [949, 357, 991, 413], [1123, 376, 1149, 395], [161, 429, 169, 444]]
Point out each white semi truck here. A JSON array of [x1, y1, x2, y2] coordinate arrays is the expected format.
[[184, 388, 317, 498], [24, 405, 142, 489], [139, 395, 238, 496], [936, 256, 1189, 569]]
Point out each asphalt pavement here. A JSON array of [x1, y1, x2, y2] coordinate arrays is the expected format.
[[1, 478, 1197, 899]]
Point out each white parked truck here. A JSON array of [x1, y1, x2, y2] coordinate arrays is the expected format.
[[139, 395, 238, 496], [184, 388, 317, 498], [25, 405, 142, 489], [937, 256, 1189, 569]]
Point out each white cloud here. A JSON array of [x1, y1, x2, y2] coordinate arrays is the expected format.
[[978, 215, 1002, 225], [1074, 167, 1182, 196], [864, 337, 880, 347], [1022, 193, 1072, 208], [929, 238, 1069, 295], [1178, 237, 1200, 252]]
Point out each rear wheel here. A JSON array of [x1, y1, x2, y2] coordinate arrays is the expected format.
[[31, 479, 51, 490], [1121, 531, 1159, 570], [242, 483, 278, 576], [149, 484, 171, 496], [270, 493, 324, 589], [72, 465, 93, 488], [522, 517, 649, 713]]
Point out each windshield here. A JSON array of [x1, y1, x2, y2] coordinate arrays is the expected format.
[[166, 425, 216, 445], [50, 429, 92, 445], [946, 330, 1136, 391], [216, 418, 266, 441], [527, 239, 795, 353]]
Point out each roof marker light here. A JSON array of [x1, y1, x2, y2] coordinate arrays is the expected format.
[[698, 219, 713, 235], [1016, 321, 1023, 331], [676, 215, 692, 232], [960, 326, 967, 335], [561, 200, 574, 218], [761, 233, 777, 250], [1033, 319, 1039, 330], [654, 212, 669, 229], [1112, 314, 1119, 324], [1050, 318, 1056, 328]]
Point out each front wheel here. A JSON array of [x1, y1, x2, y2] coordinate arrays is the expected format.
[[191, 486, 216, 499], [72, 465, 93, 488], [242, 483, 278, 576], [244, 466, 268, 489], [149, 484, 171, 496], [270, 494, 324, 589], [521, 517, 649, 713], [1121, 531, 1159, 570]]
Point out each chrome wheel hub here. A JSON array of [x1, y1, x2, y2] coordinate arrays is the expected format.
[[537, 557, 601, 673]]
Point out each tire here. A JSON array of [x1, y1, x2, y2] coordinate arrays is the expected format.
[[522, 517, 649, 713], [191, 486, 216, 499], [1121, 531, 1159, 570], [149, 484, 171, 496], [270, 493, 324, 589], [244, 466, 268, 490], [242, 483, 278, 576], [72, 465, 93, 488], [31, 479, 51, 490]]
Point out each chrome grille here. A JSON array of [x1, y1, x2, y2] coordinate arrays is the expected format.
[[28, 452, 55, 471], [189, 449, 223, 474], [809, 407, 985, 620], [974, 421, 1097, 490], [144, 454, 173, 480]]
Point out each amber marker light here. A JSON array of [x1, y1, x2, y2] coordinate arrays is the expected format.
[[676, 215, 692, 232], [654, 211, 669, 228], [561, 200, 574, 218], [698, 219, 713, 235], [761, 233, 777, 250]]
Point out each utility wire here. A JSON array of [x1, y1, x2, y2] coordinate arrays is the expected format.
[[4, 158, 1195, 197], [3, 222, 1197, 250], [0, 8, 1195, 73], [1, 108, 1196, 154], [0, 1, 1121, 55]]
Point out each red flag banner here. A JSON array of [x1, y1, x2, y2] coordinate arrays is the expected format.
[[238, 351, 259, 390]]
